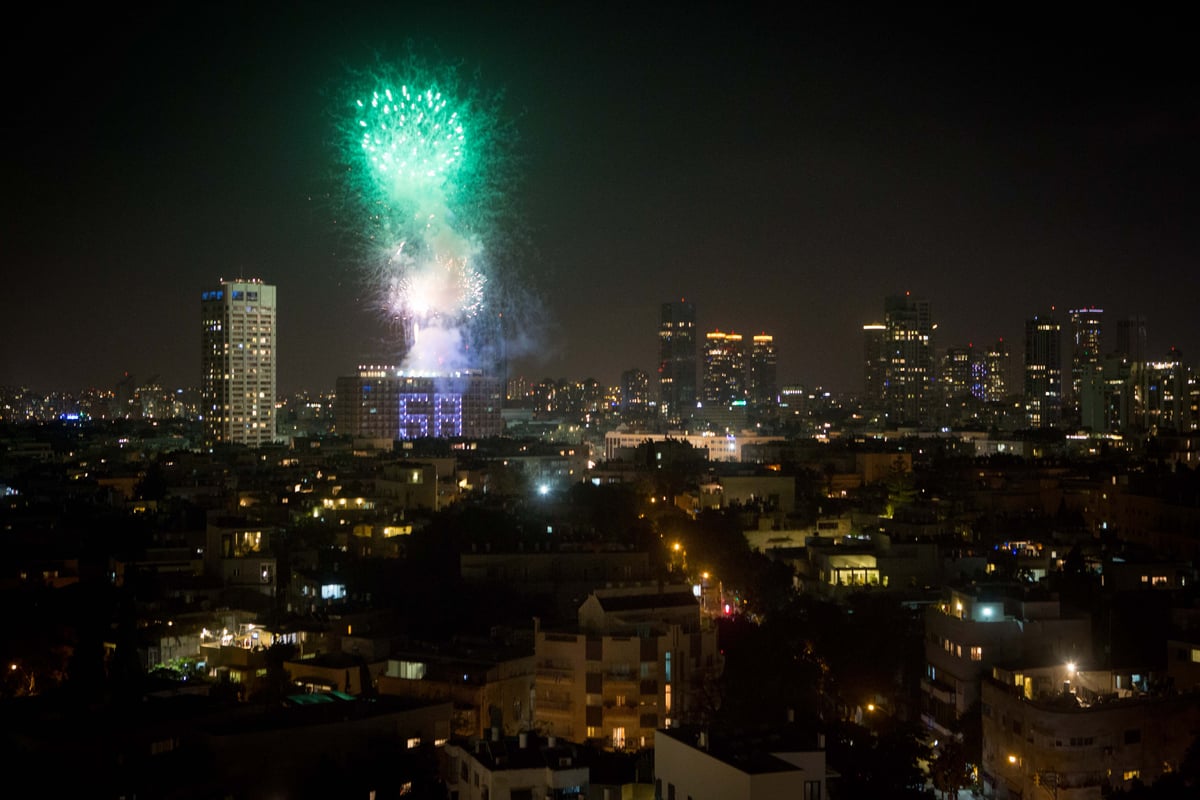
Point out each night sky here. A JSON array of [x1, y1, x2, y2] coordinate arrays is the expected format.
[[5, 4, 1198, 396]]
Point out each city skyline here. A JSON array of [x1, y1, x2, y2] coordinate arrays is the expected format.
[[5, 5, 1198, 395]]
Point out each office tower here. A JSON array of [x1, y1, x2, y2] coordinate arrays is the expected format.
[[1115, 315, 1148, 363], [702, 330, 745, 405], [620, 368, 650, 414], [747, 333, 778, 407], [659, 300, 697, 424], [335, 366, 503, 439], [862, 323, 887, 407], [1023, 312, 1063, 428], [941, 345, 975, 399], [201, 279, 277, 447], [1068, 308, 1104, 423], [1132, 347, 1194, 433], [882, 294, 934, 425], [981, 338, 1010, 402]]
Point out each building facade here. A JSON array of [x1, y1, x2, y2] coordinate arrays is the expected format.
[[747, 333, 778, 408], [703, 330, 745, 406], [335, 366, 504, 440], [201, 279, 277, 446], [659, 300, 698, 425], [1024, 312, 1063, 429], [981, 668, 1200, 799], [1068, 308, 1104, 426], [882, 294, 934, 425], [533, 585, 721, 751], [922, 585, 1091, 737]]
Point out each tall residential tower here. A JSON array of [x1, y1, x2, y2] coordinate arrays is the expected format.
[[201, 279, 277, 447]]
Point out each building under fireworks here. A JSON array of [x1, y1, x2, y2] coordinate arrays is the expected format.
[[335, 366, 504, 440]]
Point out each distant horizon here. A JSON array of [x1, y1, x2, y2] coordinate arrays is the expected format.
[[5, 7, 1196, 397]]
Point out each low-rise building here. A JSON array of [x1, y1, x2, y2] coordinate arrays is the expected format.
[[922, 584, 1092, 737], [444, 732, 589, 800], [981, 666, 1200, 799], [534, 584, 721, 750], [655, 724, 828, 800]]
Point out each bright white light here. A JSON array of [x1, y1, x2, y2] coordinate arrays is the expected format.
[[537, 484, 550, 496]]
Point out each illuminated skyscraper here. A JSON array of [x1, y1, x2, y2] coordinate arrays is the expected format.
[[941, 345, 976, 400], [620, 368, 651, 415], [1068, 307, 1104, 424], [882, 294, 934, 424], [702, 330, 745, 405], [201, 279, 276, 447], [982, 338, 1010, 402], [659, 300, 697, 424], [1024, 312, 1063, 428], [747, 333, 778, 407]]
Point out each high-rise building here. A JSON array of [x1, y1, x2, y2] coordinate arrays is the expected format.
[[201, 279, 277, 447], [1133, 347, 1194, 433], [1115, 315, 1148, 363], [882, 294, 934, 425], [659, 300, 697, 424], [862, 323, 887, 408], [702, 330, 745, 405], [1024, 312, 1063, 429], [620, 368, 651, 415], [982, 338, 1010, 402], [747, 333, 778, 407], [1068, 307, 1104, 424], [941, 345, 975, 400]]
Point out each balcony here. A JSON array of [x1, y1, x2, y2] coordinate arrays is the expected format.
[[536, 666, 574, 684], [538, 697, 573, 713]]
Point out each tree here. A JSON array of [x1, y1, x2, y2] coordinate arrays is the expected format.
[[930, 738, 971, 799]]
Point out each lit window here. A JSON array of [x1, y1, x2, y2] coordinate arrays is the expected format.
[[970, 647, 982, 661], [1123, 770, 1140, 781], [406, 737, 420, 749], [612, 727, 626, 749]]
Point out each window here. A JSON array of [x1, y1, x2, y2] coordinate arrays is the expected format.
[[1124, 729, 1142, 745], [406, 737, 420, 749], [970, 646, 983, 661], [804, 780, 822, 800], [1123, 769, 1140, 781], [613, 727, 626, 749]]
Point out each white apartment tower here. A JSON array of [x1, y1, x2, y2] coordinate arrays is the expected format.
[[201, 279, 277, 447]]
